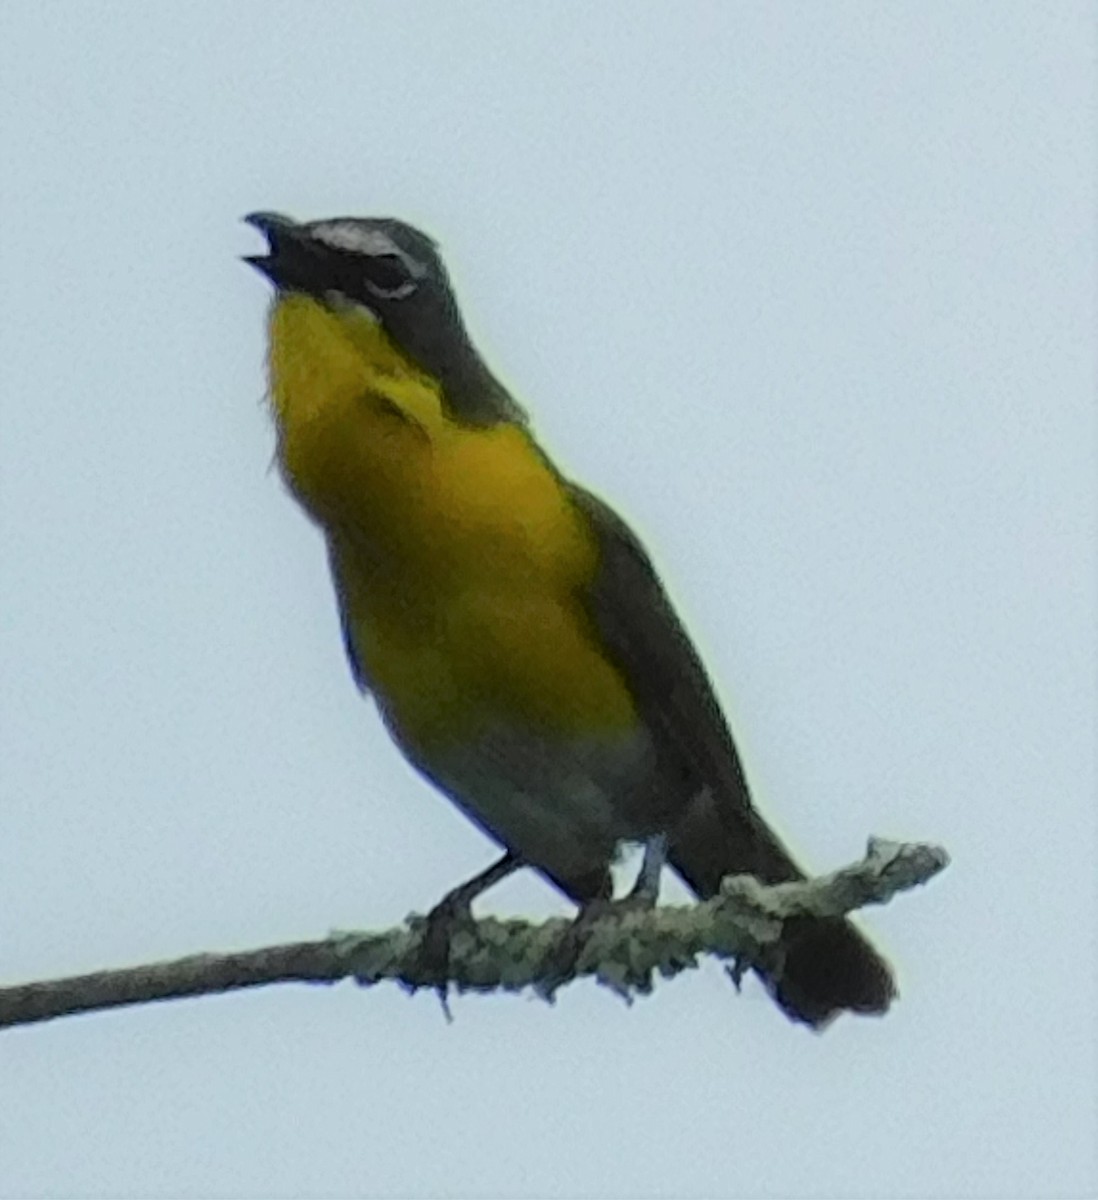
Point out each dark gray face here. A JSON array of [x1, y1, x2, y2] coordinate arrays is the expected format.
[[245, 212, 466, 376], [244, 212, 524, 426]]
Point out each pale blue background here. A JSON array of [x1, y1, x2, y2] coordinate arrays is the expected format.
[[1, 4, 1094, 1197]]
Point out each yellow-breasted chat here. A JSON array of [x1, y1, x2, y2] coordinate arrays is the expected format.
[[243, 211, 894, 1026]]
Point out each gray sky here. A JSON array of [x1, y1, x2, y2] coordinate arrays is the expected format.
[[1, 3, 1094, 1197]]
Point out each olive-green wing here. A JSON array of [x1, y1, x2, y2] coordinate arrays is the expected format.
[[570, 483, 895, 1025], [567, 483, 803, 891]]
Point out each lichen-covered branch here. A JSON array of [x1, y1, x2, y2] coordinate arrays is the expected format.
[[0, 837, 947, 1031]]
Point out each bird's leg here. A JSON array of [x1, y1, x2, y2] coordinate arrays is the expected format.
[[411, 851, 523, 1013], [628, 832, 667, 904], [539, 834, 667, 998]]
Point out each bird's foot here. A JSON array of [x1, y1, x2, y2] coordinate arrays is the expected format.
[[407, 893, 476, 1021], [537, 890, 658, 1001], [537, 835, 667, 999], [405, 852, 522, 1019]]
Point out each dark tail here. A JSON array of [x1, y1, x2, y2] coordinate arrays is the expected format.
[[668, 793, 896, 1027]]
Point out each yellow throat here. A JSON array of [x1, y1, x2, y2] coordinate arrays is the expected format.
[[263, 292, 638, 749]]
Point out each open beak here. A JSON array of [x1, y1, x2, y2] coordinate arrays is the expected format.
[[242, 212, 307, 287]]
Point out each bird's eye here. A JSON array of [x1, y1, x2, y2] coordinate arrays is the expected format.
[[364, 252, 413, 296]]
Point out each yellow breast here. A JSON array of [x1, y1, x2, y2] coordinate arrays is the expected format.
[[265, 294, 638, 752]]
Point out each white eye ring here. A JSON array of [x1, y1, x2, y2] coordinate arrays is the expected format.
[[363, 274, 418, 301], [309, 220, 428, 302]]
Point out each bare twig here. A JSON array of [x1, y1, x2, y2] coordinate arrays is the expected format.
[[0, 837, 947, 1031]]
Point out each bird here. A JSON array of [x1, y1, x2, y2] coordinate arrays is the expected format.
[[243, 210, 895, 1026]]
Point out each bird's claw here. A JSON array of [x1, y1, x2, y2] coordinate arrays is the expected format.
[[408, 898, 475, 1020], [538, 892, 657, 1000]]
